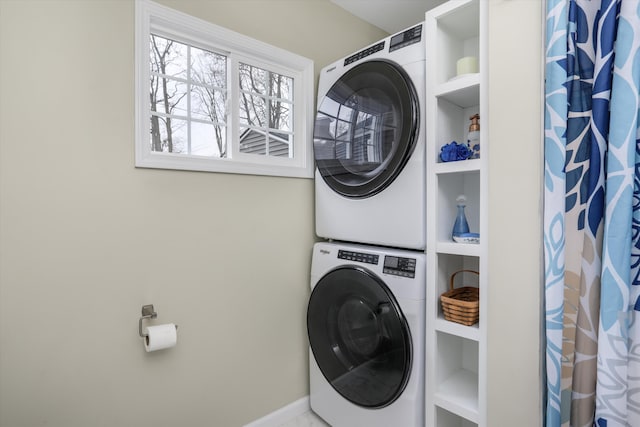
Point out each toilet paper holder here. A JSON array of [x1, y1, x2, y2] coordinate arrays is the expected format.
[[139, 304, 157, 337], [139, 304, 178, 337]]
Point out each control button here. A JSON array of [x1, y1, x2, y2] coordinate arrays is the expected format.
[[383, 268, 416, 278], [338, 250, 379, 265], [344, 42, 385, 65]]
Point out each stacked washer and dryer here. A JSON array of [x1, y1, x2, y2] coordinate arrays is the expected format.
[[307, 23, 427, 427]]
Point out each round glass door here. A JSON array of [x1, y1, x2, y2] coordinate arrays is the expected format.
[[313, 59, 419, 198], [307, 266, 412, 408]]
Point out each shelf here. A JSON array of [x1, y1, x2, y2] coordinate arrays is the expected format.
[[436, 241, 481, 257], [434, 369, 479, 423], [426, 0, 485, 425], [436, 74, 480, 108], [435, 317, 480, 341], [435, 173, 480, 244], [435, 158, 481, 175], [433, 0, 480, 40], [436, 407, 478, 427], [427, 0, 480, 85]]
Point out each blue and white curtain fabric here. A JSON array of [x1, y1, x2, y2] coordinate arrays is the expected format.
[[544, 0, 640, 426]]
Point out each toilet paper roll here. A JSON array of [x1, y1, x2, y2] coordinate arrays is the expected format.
[[456, 56, 479, 76], [144, 324, 177, 352]]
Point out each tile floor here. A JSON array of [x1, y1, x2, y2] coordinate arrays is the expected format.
[[278, 410, 330, 427]]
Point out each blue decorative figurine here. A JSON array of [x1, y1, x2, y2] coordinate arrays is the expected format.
[[440, 141, 471, 162], [451, 194, 480, 243], [452, 195, 470, 239]]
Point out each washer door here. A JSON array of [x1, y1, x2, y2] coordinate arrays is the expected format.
[[307, 266, 412, 408], [313, 59, 419, 199]]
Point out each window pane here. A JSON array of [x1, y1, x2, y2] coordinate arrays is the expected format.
[[191, 46, 226, 87], [172, 79, 189, 116], [191, 86, 226, 122], [269, 72, 293, 101], [239, 126, 266, 155], [239, 127, 291, 157], [239, 63, 267, 95], [150, 77, 188, 117], [150, 116, 188, 154], [270, 132, 292, 157], [270, 100, 292, 131], [150, 35, 187, 79], [239, 94, 266, 127], [191, 121, 226, 157]]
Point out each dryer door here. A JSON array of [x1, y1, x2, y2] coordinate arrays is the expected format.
[[313, 59, 419, 199], [307, 266, 412, 408]]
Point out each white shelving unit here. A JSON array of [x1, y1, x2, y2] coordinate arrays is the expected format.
[[425, 1, 487, 426]]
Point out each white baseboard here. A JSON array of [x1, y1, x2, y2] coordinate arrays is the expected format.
[[243, 396, 310, 427]]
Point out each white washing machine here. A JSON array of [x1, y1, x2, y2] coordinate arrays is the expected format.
[[307, 241, 425, 426], [313, 23, 426, 250]]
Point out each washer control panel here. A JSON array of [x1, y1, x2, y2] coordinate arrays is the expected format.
[[338, 250, 379, 265], [336, 250, 417, 278], [383, 256, 417, 278]]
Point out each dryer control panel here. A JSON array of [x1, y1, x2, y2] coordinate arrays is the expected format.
[[389, 24, 422, 52], [383, 256, 417, 278], [344, 42, 385, 66]]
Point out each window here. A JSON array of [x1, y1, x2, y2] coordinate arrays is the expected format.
[[135, 0, 314, 178]]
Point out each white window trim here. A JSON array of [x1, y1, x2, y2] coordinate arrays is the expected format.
[[134, 0, 315, 178]]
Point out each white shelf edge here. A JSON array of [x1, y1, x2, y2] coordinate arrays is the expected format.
[[435, 317, 480, 341], [426, 0, 476, 20], [436, 241, 481, 257], [435, 75, 480, 108], [435, 158, 481, 175], [436, 73, 480, 96], [434, 369, 479, 423]]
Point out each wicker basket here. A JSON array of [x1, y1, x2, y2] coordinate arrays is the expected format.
[[440, 270, 479, 326]]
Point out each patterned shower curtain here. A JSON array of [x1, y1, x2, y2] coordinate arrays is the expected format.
[[544, 0, 640, 426]]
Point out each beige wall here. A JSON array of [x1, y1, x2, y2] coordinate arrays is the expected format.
[[487, 0, 543, 425], [0, 1, 386, 426], [1, 0, 545, 426]]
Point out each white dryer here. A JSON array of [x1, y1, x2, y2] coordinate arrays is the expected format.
[[307, 241, 425, 427], [313, 23, 426, 250]]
